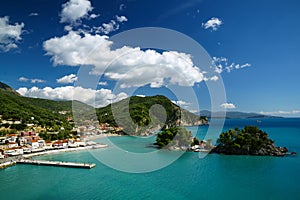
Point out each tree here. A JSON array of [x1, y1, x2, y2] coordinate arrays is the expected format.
[[216, 126, 274, 153], [156, 127, 193, 148]]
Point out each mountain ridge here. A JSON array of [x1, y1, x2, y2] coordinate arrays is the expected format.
[[199, 110, 282, 119]]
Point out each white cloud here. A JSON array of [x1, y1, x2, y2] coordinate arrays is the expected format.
[[64, 25, 73, 31], [89, 13, 99, 19], [119, 4, 126, 11], [16, 86, 128, 108], [212, 56, 251, 73], [93, 15, 127, 35], [220, 103, 236, 109], [97, 20, 119, 34], [0, 16, 24, 52], [98, 81, 108, 86], [29, 13, 38, 17], [136, 94, 145, 97], [18, 77, 29, 82], [18, 76, 45, 83], [43, 31, 204, 88], [202, 17, 222, 31], [57, 74, 78, 84], [172, 100, 190, 106], [259, 110, 300, 116], [60, 0, 93, 24], [31, 79, 45, 83], [116, 15, 128, 23], [210, 75, 219, 81], [172, 100, 192, 110]]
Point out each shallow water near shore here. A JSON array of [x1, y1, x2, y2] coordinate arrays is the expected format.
[[0, 118, 299, 200]]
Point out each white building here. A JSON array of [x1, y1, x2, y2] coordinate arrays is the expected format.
[[8, 142, 18, 148]]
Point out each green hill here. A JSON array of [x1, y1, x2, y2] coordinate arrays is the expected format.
[[96, 95, 208, 136], [0, 82, 208, 137], [0, 82, 73, 131]]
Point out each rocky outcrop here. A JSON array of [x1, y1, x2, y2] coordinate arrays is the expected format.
[[211, 144, 289, 157]]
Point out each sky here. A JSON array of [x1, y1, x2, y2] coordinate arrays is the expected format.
[[0, 0, 300, 117]]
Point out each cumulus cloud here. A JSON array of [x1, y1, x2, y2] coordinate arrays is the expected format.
[[212, 57, 251, 73], [16, 86, 128, 108], [43, 31, 204, 88], [220, 103, 236, 109], [18, 76, 45, 83], [259, 110, 300, 116], [0, 16, 24, 52], [60, 0, 93, 24], [57, 74, 78, 84], [93, 15, 128, 34], [202, 17, 222, 31]]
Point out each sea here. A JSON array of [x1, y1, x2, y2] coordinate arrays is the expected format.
[[1, 118, 299, 200]]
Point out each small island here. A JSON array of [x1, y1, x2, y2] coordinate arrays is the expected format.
[[154, 125, 294, 157], [211, 126, 289, 156]]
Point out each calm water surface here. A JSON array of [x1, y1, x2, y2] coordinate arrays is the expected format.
[[1, 118, 299, 200]]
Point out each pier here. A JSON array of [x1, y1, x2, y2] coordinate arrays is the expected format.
[[17, 159, 96, 169]]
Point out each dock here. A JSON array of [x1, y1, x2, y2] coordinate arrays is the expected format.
[[17, 159, 96, 169], [0, 161, 17, 169]]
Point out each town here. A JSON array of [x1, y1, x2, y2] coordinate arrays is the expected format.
[[0, 118, 121, 162]]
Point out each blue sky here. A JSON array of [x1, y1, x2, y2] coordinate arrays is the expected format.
[[0, 0, 299, 116]]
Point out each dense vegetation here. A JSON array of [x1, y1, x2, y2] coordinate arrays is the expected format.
[[213, 126, 288, 156], [0, 82, 74, 139], [0, 90, 72, 127], [96, 95, 207, 135], [0, 82, 208, 141], [217, 126, 273, 150], [155, 127, 193, 148]]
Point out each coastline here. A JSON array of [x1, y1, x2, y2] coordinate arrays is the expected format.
[[22, 144, 108, 159], [0, 142, 108, 169], [86, 133, 121, 141]]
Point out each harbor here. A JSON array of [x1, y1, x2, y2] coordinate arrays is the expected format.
[[17, 159, 96, 169]]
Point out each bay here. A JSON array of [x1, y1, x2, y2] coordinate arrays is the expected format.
[[1, 118, 299, 200]]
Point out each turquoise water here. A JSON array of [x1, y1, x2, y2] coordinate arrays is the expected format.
[[1, 118, 300, 199]]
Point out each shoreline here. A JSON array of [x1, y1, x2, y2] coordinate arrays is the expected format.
[[86, 133, 121, 141], [0, 143, 108, 169], [22, 144, 108, 159]]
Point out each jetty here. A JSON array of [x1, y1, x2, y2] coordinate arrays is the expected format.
[[17, 159, 96, 169]]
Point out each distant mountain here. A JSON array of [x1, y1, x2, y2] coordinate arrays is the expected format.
[[199, 110, 282, 119], [96, 95, 208, 136]]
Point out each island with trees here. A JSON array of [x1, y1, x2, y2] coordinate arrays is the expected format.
[[154, 125, 295, 156], [211, 126, 291, 156]]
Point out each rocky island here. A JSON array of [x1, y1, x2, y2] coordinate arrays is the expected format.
[[211, 126, 291, 156]]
